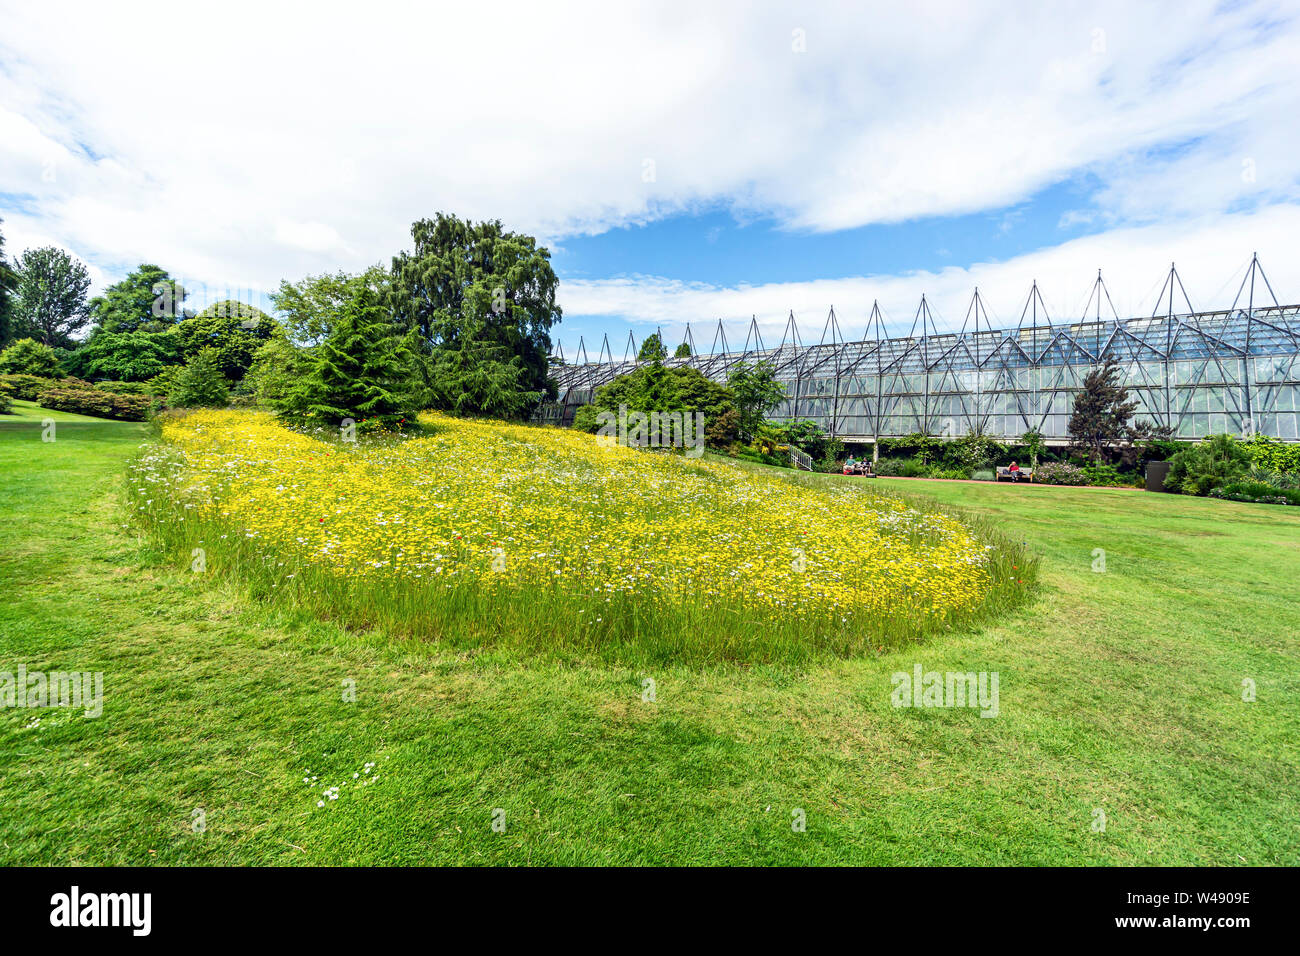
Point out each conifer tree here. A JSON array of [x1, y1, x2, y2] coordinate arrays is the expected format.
[[170, 347, 230, 408], [302, 283, 422, 427]]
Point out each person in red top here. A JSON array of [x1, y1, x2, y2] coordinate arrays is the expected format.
[[1008, 460, 1021, 481]]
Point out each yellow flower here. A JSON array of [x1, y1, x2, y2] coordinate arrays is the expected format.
[[139, 410, 991, 627]]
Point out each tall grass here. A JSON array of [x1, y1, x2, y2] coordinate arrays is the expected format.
[[124, 421, 1038, 666]]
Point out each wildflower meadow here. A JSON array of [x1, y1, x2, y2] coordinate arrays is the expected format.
[[125, 410, 1033, 662]]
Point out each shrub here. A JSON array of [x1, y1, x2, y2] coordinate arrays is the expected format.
[[0, 338, 61, 377], [778, 418, 829, 460], [1165, 434, 1250, 496], [930, 467, 972, 481], [146, 365, 184, 398], [1139, 438, 1182, 464], [727, 444, 786, 468], [0, 391, 11, 415], [881, 433, 942, 464], [816, 436, 845, 473], [946, 432, 1006, 470], [873, 458, 904, 477], [1243, 434, 1300, 475], [35, 385, 151, 421], [900, 456, 930, 478], [1246, 464, 1300, 490], [94, 380, 154, 396], [571, 404, 599, 433], [1210, 480, 1300, 506], [1035, 461, 1088, 485], [705, 407, 741, 449], [1081, 463, 1129, 487], [0, 373, 60, 401], [971, 469, 995, 481]]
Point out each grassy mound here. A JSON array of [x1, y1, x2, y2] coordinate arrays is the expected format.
[[127, 410, 1033, 662]]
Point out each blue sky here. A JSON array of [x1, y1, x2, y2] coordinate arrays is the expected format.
[[2, 1, 1298, 352], [555, 179, 1100, 286], [550, 178, 1107, 346]]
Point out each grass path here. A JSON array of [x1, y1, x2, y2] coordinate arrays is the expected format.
[[1, 423, 1296, 864]]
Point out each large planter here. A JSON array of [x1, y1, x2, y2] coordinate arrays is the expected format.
[[1145, 460, 1172, 492]]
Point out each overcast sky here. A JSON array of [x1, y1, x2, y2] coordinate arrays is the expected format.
[[2, 0, 1298, 352]]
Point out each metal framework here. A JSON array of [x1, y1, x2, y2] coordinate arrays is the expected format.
[[539, 257, 1300, 443]]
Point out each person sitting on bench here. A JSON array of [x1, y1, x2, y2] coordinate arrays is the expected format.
[[1008, 460, 1021, 481]]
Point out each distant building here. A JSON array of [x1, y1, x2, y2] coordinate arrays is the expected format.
[[543, 258, 1300, 443]]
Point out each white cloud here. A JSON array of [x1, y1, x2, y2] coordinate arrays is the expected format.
[[0, 0, 1297, 303]]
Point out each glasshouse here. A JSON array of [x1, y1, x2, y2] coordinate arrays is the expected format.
[[543, 257, 1300, 443]]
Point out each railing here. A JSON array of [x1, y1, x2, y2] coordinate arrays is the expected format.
[[788, 446, 813, 471]]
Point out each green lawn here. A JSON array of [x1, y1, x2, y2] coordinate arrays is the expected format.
[[0, 424, 1296, 865], [0, 398, 120, 423]]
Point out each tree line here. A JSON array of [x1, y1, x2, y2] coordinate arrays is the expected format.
[[0, 213, 562, 427]]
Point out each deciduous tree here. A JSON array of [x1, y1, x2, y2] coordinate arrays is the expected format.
[[13, 246, 91, 348], [0, 337, 61, 377], [89, 264, 188, 334], [727, 361, 786, 439], [0, 218, 18, 348], [62, 328, 183, 382], [177, 300, 277, 381]]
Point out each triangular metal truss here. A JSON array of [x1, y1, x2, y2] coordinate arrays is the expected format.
[[541, 257, 1300, 442]]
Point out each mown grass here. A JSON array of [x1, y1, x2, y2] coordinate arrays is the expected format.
[[0, 398, 110, 423], [0, 420, 1297, 865]]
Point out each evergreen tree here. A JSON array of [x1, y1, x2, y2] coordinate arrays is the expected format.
[[637, 331, 667, 362], [1067, 358, 1140, 464], [391, 213, 561, 417], [300, 283, 422, 427], [170, 348, 230, 408]]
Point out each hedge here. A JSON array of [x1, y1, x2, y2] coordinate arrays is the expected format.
[[35, 386, 151, 422]]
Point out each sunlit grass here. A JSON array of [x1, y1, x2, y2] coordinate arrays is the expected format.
[[2, 424, 1295, 864], [124, 410, 1035, 663], [0, 398, 122, 423]]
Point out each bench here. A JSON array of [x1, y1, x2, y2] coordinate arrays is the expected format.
[[842, 462, 876, 477], [995, 466, 1033, 482]]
